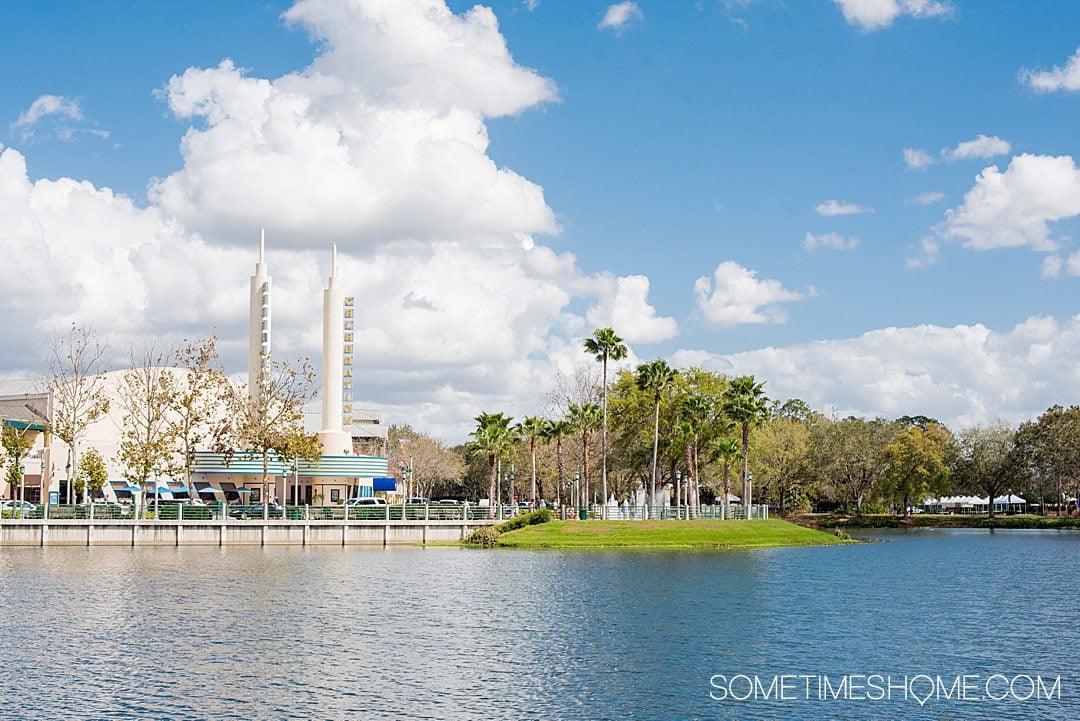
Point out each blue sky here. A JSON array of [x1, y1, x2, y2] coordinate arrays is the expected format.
[[2, 0, 1079, 439]]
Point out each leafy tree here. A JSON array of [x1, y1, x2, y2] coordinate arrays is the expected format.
[[808, 416, 895, 515], [74, 447, 108, 498], [1, 425, 31, 499], [1015, 406, 1080, 515], [278, 427, 323, 505], [47, 323, 111, 504], [583, 327, 629, 514], [883, 423, 951, 517], [635, 359, 678, 512], [771, 398, 813, 422], [723, 375, 769, 512], [954, 422, 1025, 518], [753, 417, 811, 515], [388, 424, 466, 500]]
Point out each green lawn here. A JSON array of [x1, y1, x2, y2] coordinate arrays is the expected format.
[[494, 518, 848, 549]]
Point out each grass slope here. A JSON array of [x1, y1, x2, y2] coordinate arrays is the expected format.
[[495, 518, 847, 549], [801, 514, 1080, 530]]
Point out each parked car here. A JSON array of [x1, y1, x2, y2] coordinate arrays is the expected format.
[[228, 502, 283, 519], [1, 500, 35, 518], [344, 497, 387, 507], [405, 497, 429, 505]]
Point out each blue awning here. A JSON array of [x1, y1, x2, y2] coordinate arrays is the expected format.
[[373, 477, 396, 492]]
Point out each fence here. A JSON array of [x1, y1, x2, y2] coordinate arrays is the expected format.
[[2, 502, 768, 523]]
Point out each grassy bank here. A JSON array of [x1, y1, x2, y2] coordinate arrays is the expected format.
[[492, 518, 848, 549], [796, 513, 1080, 530]]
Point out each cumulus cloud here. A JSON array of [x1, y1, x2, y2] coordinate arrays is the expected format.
[[833, 0, 953, 32], [0, 0, 684, 442], [905, 191, 945, 206], [694, 261, 812, 327], [815, 199, 872, 216], [151, 0, 560, 248], [938, 153, 1080, 251], [941, 134, 1011, 161], [1022, 47, 1080, 93], [584, 275, 678, 344], [671, 315, 1080, 430], [903, 147, 935, 170], [803, 232, 859, 252], [1044, 251, 1080, 278], [598, 2, 643, 33]]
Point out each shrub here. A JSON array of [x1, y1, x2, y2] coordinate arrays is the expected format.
[[464, 527, 500, 547]]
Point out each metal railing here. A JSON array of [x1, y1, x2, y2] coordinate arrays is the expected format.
[[1, 502, 768, 523]]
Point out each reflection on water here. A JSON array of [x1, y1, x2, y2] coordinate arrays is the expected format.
[[0, 529, 1076, 720]]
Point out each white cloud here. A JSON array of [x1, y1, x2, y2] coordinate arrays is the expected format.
[[671, 315, 1080, 430], [803, 232, 859, 251], [524, 0, 540, 10], [1042, 255, 1063, 278], [584, 275, 678, 344], [833, 0, 953, 32], [151, 0, 560, 248], [941, 134, 1011, 161], [903, 147, 935, 170], [694, 261, 812, 327], [598, 2, 644, 33], [815, 199, 872, 216], [1022, 47, 1080, 93], [939, 153, 1080, 251], [905, 191, 945, 206], [905, 236, 940, 268], [12, 94, 82, 131]]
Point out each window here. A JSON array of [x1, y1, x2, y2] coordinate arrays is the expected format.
[[330, 489, 340, 503], [251, 487, 261, 502]]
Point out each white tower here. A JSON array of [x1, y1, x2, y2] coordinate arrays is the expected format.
[[248, 229, 271, 397], [318, 244, 351, 455]]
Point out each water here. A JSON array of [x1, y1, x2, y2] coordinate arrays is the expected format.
[[0, 529, 1076, 720]]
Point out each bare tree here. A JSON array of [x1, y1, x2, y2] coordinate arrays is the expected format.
[[214, 353, 317, 510], [169, 337, 228, 490], [46, 324, 110, 504], [116, 343, 178, 515]]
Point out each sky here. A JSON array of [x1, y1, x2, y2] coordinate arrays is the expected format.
[[1, 0, 1078, 442]]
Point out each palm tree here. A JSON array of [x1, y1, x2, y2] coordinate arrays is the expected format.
[[541, 419, 574, 510], [709, 436, 741, 517], [678, 394, 712, 516], [471, 412, 514, 506], [635, 359, 678, 516], [567, 403, 602, 508], [517, 416, 547, 503], [723, 375, 768, 516], [583, 327, 629, 516]]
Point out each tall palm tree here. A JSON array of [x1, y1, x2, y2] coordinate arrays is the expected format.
[[709, 436, 741, 517], [723, 375, 768, 515], [541, 418, 574, 510], [635, 359, 678, 516], [567, 403, 602, 508], [471, 412, 514, 506], [517, 416, 547, 503], [679, 394, 712, 516], [583, 327, 629, 515]]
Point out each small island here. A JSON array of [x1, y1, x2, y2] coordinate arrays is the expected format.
[[469, 516, 848, 549]]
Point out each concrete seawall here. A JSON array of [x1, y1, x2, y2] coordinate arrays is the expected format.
[[0, 519, 494, 547]]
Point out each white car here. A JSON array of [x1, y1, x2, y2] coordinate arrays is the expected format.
[[344, 497, 387, 506], [1, 500, 35, 518]]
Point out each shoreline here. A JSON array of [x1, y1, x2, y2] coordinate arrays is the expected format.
[[792, 513, 1080, 531]]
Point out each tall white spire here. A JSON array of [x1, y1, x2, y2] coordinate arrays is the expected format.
[[248, 229, 271, 397], [318, 244, 350, 455]]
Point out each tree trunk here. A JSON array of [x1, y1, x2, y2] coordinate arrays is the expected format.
[[722, 463, 731, 517], [649, 398, 660, 518], [582, 432, 590, 511], [487, 454, 496, 506], [530, 439, 537, 503], [601, 353, 608, 518], [741, 423, 751, 517]]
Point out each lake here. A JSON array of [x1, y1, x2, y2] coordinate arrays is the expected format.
[[0, 529, 1075, 720]]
